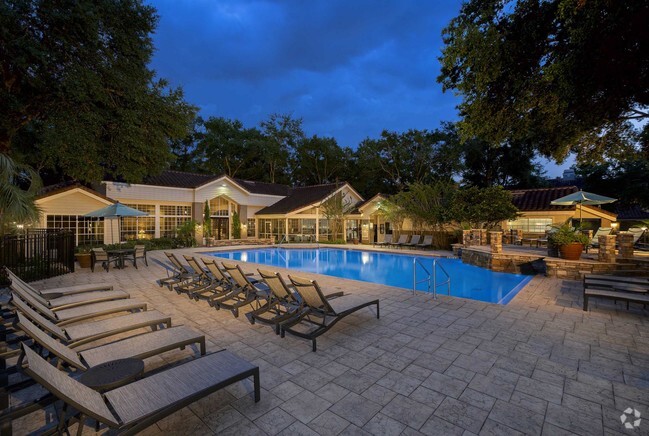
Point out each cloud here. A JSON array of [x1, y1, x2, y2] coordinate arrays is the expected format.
[[147, 0, 463, 148]]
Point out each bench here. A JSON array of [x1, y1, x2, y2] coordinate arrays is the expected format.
[[583, 274, 649, 311]]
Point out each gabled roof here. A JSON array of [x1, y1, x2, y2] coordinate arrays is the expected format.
[[36, 182, 115, 204], [509, 186, 579, 211], [109, 170, 291, 195], [256, 183, 346, 215]]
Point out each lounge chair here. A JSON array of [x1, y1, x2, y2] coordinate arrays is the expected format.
[[282, 275, 379, 352], [90, 248, 119, 272], [17, 313, 205, 369], [416, 235, 433, 249], [391, 234, 409, 249], [586, 227, 612, 250], [6, 268, 113, 297], [10, 279, 129, 310], [374, 234, 392, 247], [158, 252, 198, 290], [9, 290, 147, 326], [211, 262, 269, 317], [12, 297, 171, 348], [195, 258, 236, 301], [404, 235, 421, 248], [19, 344, 259, 434], [249, 270, 345, 334], [176, 256, 215, 297], [583, 274, 649, 311], [629, 227, 646, 246]]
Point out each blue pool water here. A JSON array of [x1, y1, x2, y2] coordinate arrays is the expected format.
[[208, 248, 531, 304]]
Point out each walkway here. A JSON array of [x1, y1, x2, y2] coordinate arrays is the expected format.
[[10, 247, 649, 435]]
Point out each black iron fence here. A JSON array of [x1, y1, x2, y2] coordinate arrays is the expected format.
[[0, 229, 75, 282]]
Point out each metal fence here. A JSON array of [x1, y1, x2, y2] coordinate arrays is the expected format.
[[0, 229, 75, 282]]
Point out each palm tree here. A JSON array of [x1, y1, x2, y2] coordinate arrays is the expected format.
[[0, 154, 41, 235]]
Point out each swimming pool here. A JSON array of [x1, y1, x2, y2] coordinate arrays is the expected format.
[[208, 248, 532, 304]]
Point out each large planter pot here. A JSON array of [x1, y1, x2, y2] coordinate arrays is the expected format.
[[75, 253, 92, 268], [558, 243, 583, 260]]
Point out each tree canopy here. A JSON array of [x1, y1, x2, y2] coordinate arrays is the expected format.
[[1, 0, 195, 183], [438, 0, 649, 163]]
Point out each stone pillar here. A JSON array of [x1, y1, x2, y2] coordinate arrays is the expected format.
[[490, 231, 503, 254], [618, 232, 635, 259], [598, 235, 616, 263], [462, 230, 472, 246]]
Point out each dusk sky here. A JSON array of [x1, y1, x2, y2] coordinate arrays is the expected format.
[[147, 0, 571, 177]]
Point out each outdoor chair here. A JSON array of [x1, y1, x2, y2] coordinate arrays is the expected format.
[[195, 258, 236, 301], [8, 290, 147, 326], [176, 256, 216, 297], [11, 297, 171, 348], [5, 268, 113, 297], [391, 234, 409, 249], [282, 275, 380, 352], [404, 235, 421, 248], [211, 262, 269, 317], [374, 234, 392, 247], [158, 252, 198, 290], [629, 227, 646, 246], [586, 227, 612, 251], [247, 270, 344, 334], [416, 235, 433, 249], [17, 313, 205, 370], [128, 244, 148, 268], [18, 344, 259, 435], [10, 279, 129, 311], [90, 248, 119, 272]]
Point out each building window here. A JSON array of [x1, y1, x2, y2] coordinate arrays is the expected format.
[[318, 219, 332, 241], [122, 204, 155, 240], [247, 219, 256, 237], [258, 218, 286, 242], [346, 219, 359, 240], [46, 215, 104, 246], [287, 218, 315, 242], [209, 197, 230, 217], [160, 205, 192, 238], [509, 218, 553, 233]]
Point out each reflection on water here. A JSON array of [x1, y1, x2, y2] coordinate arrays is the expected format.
[[209, 248, 531, 304]]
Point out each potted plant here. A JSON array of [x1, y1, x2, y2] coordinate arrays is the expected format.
[[548, 225, 589, 260], [74, 245, 92, 268]]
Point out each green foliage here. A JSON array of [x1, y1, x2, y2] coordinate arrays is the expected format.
[[438, 0, 649, 163], [390, 182, 458, 230], [548, 224, 590, 246], [176, 220, 197, 247], [203, 201, 211, 238], [232, 211, 241, 239], [259, 113, 304, 184], [454, 186, 520, 229], [321, 191, 356, 241], [1, 0, 196, 182], [291, 135, 351, 186], [578, 159, 649, 209], [0, 154, 41, 235]]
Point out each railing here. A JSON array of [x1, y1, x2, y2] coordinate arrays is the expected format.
[[276, 235, 287, 247], [413, 258, 451, 299], [0, 229, 75, 282]]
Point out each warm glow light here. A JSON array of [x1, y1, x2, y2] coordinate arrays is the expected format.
[[361, 252, 370, 264], [611, 222, 618, 228], [241, 252, 248, 262]]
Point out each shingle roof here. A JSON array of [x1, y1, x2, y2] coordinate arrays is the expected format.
[[616, 204, 649, 220], [125, 170, 290, 195], [36, 182, 115, 204], [509, 186, 579, 211], [256, 183, 346, 215]]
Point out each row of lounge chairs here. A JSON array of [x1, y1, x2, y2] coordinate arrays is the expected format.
[[374, 234, 434, 249], [1, 268, 260, 434], [160, 252, 380, 352]]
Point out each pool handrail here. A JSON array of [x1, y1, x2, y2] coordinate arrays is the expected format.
[[413, 258, 451, 299]]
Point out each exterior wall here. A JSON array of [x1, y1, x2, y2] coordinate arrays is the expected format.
[[105, 182, 195, 202], [37, 190, 111, 217]]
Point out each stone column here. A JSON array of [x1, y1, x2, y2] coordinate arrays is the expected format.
[[462, 230, 472, 246], [490, 231, 503, 254], [618, 232, 635, 259], [479, 229, 488, 246], [598, 235, 616, 263]]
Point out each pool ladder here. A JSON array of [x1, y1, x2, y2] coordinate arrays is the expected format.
[[413, 258, 451, 299]]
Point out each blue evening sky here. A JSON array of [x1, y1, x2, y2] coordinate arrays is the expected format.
[[147, 0, 572, 177]]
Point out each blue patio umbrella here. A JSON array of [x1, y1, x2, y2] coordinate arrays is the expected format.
[[84, 202, 148, 245], [550, 190, 617, 224]]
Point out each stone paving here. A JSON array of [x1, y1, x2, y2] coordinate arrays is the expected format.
[[9, 246, 649, 435]]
